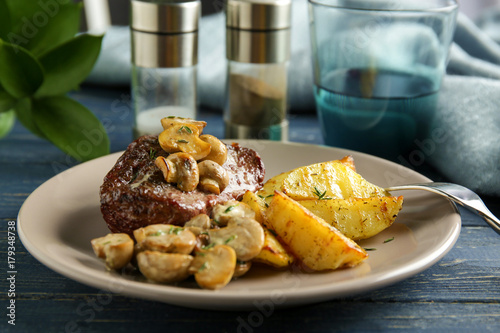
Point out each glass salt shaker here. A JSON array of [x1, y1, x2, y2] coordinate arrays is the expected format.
[[131, 0, 200, 138], [224, 0, 292, 140]]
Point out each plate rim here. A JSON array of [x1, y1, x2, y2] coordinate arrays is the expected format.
[[17, 140, 461, 310]]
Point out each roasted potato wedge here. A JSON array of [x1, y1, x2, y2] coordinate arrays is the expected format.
[[242, 191, 294, 268], [266, 191, 368, 271], [257, 156, 368, 205], [257, 172, 288, 206], [241, 190, 267, 225], [253, 228, 295, 268], [299, 196, 403, 240], [338, 155, 356, 172], [256, 156, 400, 241], [281, 160, 389, 201]]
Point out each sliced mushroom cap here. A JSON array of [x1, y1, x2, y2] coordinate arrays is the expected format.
[[136, 227, 197, 254], [91, 233, 134, 270], [199, 135, 228, 166], [158, 123, 211, 160], [161, 117, 207, 134], [137, 251, 193, 283], [211, 200, 256, 226], [184, 214, 211, 229], [155, 153, 199, 192], [133, 224, 171, 243], [189, 245, 236, 290], [208, 217, 265, 261], [184, 214, 212, 239], [198, 160, 230, 195], [233, 260, 252, 278]]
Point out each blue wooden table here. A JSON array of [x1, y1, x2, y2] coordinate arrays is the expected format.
[[1, 86, 499, 332]]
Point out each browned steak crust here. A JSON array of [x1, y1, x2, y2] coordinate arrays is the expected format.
[[100, 135, 265, 235]]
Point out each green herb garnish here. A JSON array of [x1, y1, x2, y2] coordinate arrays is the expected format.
[[198, 262, 208, 272], [177, 139, 189, 143], [364, 248, 377, 251], [150, 230, 167, 237], [267, 228, 277, 237], [129, 172, 139, 184], [313, 186, 332, 200], [168, 227, 183, 235], [202, 243, 216, 250], [224, 204, 237, 213], [149, 148, 156, 160], [257, 194, 273, 207], [224, 235, 237, 244], [178, 125, 193, 134], [383, 237, 394, 243]]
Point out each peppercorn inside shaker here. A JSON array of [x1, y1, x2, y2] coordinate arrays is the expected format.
[[131, 0, 200, 138], [224, 0, 291, 140]]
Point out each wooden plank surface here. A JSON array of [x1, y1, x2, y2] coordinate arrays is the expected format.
[[0, 86, 499, 332], [0, 223, 498, 333]]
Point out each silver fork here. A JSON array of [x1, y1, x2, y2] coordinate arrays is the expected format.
[[385, 182, 500, 235]]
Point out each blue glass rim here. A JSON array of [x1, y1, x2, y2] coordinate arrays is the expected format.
[[308, 0, 458, 13]]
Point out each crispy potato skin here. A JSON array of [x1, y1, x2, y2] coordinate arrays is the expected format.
[[300, 196, 404, 240], [339, 155, 356, 172], [253, 228, 295, 268], [266, 191, 368, 271]]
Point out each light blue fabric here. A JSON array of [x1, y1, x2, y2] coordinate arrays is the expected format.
[[430, 75, 500, 196], [85, 3, 500, 196], [87, 25, 130, 86], [426, 12, 500, 197]]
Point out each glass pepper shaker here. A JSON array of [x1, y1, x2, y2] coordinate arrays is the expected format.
[[131, 0, 200, 138], [224, 0, 292, 140]]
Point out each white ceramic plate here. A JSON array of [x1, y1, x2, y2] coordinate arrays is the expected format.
[[18, 141, 461, 310]]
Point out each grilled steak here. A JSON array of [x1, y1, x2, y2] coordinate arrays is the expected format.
[[100, 135, 265, 235]]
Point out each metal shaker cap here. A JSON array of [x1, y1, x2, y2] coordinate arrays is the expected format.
[[131, 0, 200, 68], [226, 0, 291, 31], [226, 0, 291, 63], [131, 0, 200, 34]]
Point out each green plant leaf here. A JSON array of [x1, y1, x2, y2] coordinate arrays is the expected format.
[[35, 34, 103, 97], [3, 0, 80, 50], [0, 85, 17, 113], [5, 0, 42, 24], [23, 3, 82, 56], [0, 0, 12, 40], [0, 110, 16, 139], [32, 95, 110, 161], [0, 40, 44, 99], [14, 97, 47, 139], [3, 0, 45, 51]]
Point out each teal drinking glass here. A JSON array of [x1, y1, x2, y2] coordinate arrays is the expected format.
[[308, 0, 458, 160]]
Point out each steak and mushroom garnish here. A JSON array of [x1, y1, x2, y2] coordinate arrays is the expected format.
[[100, 118, 265, 235]]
